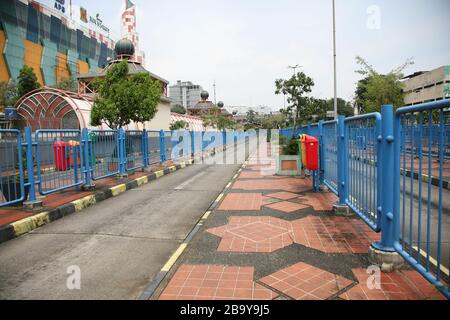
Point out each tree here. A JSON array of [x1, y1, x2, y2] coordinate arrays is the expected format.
[[201, 107, 237, 130], [17, 65, 41, 98], [260, 113, 287, 130], [275, 72, 314, 136], [171, 104, 186, 114], [354, 56, 414, 113], [170, 120, 189, 130], [91, 60, 161, 129], [56, 77, 78, 92], [0, 79, 18, 107], [0, 81, 8, 108]]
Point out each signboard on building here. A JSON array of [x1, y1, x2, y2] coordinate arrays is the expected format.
[[75, 6, 110, 35], [38, 0, 69, 15], [36, 1, 111, 37]]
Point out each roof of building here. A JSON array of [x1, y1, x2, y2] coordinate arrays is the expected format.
[[77, 60, 169, 84]]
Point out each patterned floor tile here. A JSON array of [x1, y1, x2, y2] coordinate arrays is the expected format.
[[290, 216, 380, 253], [259, 262, 353, 300], [339, 268, 446, 300], [218, 193, 263, 211], [264, 201, 309, 213], [207, 216, 293, 253], [159, 265, 278, 300]]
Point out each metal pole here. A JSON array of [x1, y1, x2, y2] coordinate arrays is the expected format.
[[332, 0, 338, 119], [372, 105, 396, 252], [337, 116, 347, 205]]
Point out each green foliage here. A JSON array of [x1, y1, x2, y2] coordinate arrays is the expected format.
[[280, 137, 299, 155], [260, 113, 287, 129], [171, 104, 186, 114], [355, 56, 414, 112], [17, 65, 41, 98], [56, 77, 78, 92], [170, 120, 189, 130], [275, 72, 314, 134], [91, 60, 161, 129], [304, 97, 354, 122], [201, 107, 238, 130], [245, 109, 261, 129], [0, 79, 18, 106]]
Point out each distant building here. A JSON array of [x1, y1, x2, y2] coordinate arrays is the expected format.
[[402, 66, 450, 105], [169, 80, 203, 109]]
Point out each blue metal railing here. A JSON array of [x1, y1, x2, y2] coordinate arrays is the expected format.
[[344, 113, 382, 231], [0, 130, 25, 207], [147, 130, 161, 165], [394, 100, 450, 299], [279, 101, 449, 298], [125, 130, 145, 171], [1, 128, 252, 205], [88, 130, 120, 180], [35, 130, 84, 195], [321, 120, 338, 195]]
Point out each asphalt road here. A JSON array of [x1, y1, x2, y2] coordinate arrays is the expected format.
[[0, 142, 253, 299]]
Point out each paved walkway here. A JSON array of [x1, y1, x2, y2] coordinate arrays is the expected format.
[[154, 143, 446, 300]]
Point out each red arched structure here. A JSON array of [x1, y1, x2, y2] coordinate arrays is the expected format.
[[14, 87, 94, 131]]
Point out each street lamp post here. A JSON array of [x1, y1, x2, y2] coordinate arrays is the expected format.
[[332, 0, 338, 119]]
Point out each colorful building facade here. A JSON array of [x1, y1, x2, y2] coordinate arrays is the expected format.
[[0, 0, 115, 94]]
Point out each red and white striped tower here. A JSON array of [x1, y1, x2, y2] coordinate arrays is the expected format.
[[121, 0, 146, 65]]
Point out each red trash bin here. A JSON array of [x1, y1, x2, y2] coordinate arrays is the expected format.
[[54, 140, 68, 171], [304, 135, 319, 171]]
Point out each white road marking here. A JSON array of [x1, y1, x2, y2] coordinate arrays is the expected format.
[[174, 171, 207, 190]]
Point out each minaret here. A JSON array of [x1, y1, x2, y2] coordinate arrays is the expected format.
[[121, 0, 145, 65]]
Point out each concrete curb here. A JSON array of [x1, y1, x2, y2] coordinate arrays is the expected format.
[[137, 162, 248, 300], [0, 159, 195, 245]]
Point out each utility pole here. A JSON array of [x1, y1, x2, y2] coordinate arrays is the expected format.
[[213, 80, 217, 105], [332, 0, 338, 119]]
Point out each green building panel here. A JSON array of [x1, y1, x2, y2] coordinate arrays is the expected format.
[[41, 39, 58, 86], [88, 58, 98, 73], [67, 49, 78, 77], [3, 22, 25, 81]]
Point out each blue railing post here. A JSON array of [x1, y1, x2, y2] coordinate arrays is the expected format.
[[190, 131, 195, 157], [82, 128, 94, 189], [337, 116, 348, 205], [223, 130, 227, 151], [318, 120, 324, 186], [118, 128, 126, 176], [372, 105, 396, 252], [142, 129, 148, 167], [159, 129, 166, 163], [24, 127, 39, 205], [202, 131, 205, 154]]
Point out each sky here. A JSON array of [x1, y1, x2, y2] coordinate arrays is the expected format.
[[72, 0, 449, 111]]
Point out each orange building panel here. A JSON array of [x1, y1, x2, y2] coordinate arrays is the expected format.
[[77, 60, 89, 75], [56, 52, 70, 84], [0, 31, 9, 82], [23, 40, 44, 85]]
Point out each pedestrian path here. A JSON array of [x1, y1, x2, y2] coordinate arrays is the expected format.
[[155, 143, 446, 300]]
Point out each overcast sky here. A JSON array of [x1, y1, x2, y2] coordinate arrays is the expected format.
[[74, 0, 449, 111]]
